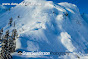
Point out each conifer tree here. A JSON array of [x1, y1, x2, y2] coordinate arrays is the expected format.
[[0, 21, 18, 59], [1, 30, 12, 59], [9, 17, 13, 26], [0, 28, 3, 41]]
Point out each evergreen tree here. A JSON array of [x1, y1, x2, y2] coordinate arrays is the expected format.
[[4, 30, 9, 38], [0, 20, 18, 59], [18, 15, 20, 18], [1, 30, 12, 59], [9, 17, 13, 26], [9, 8, 10, 11], [8, 36, 15, 53], [0, 28, 3, 41], [12, 29, 18, 40], [14, 22, 15, 27], [65, 12, 68, 16]]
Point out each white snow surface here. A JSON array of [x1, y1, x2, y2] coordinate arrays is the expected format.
[[0, 0, 88, 59]]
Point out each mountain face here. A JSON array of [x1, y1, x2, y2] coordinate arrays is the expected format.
[[0, 0, 88, 59]]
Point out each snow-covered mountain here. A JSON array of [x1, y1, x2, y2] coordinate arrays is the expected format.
[[0, 0, 88, 59]]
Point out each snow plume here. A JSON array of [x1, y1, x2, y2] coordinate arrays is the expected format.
[[60, 32, 76, 52]]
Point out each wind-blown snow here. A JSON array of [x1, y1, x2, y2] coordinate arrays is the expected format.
[[0, 0, 88, 59], [60, 32, 76, 52]]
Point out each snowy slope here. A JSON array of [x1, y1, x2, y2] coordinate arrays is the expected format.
[[0, 0, 88, 59]]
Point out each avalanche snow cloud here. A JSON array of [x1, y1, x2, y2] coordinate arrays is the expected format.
[[0, 0, 88, 59]]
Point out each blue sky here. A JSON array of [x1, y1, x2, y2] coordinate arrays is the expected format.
[[0, 0, 88, 14]]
